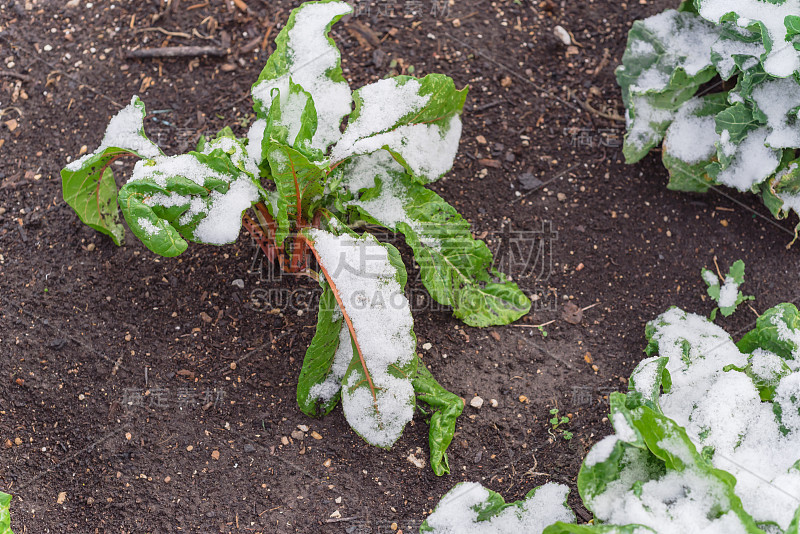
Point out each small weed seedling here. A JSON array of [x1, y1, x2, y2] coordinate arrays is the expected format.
[[549, 408, 573, 441], [61, 0, 531, 475]]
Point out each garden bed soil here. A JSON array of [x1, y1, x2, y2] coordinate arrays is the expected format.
[[1, 0, 797, 532]]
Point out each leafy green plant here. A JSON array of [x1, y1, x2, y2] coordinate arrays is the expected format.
[[60, 0, 531, 475], [617, 1, 800, 239], [420, 481, 575, 533], [549, 408, 573, 441], [548, 301, 800, 533], [0, 492, 13, 534], [701, 258, 754, 318]]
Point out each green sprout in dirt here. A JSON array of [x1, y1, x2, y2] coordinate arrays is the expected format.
[[60, 0, 531, 476], [617, 1, 800, 240], [701, 258, 754, 319], [537, 325, 549, 338], [549, 408, 573, 441]]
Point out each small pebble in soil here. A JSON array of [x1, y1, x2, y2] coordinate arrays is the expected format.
[[422, 342, 432, 350], [231, 279, 244, 288], [490, 399, 499, 408], [297, 424, 309, 432], [469, 396, 484, 409]]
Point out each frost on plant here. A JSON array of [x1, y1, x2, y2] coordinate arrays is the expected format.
[[701, 259, 754, 318], [60, 0, 533, 475], [569, 304, 800, 533], [617, 2, 800, 239]]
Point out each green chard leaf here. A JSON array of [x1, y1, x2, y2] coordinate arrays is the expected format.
[[0, 492, 11, 534], [118, 136, 262, 257], [737, 303, 800, 369], [265, 142, 326, 245], [61, 96, 163, 245], [296, 278, 350, 417], [616, 10, 720, 163], [328, 73, 468, 184], [707, 102, 783, 193], [303, 225, 418, 449], [696, 0, 800, 77], [338, 151, 530, 327], [577, 393, 764, 534], [412, 365, 464, 476], [421, 482, 575, 533], [661, 93, 729, 192], [263, 79, 319, 158], [627, 356, 671, 409], [251, 0, 352, 154]]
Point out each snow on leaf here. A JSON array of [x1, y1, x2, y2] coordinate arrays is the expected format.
[[630, 307, 800, 529], [337, 151, 530, 327], [616, 10, 720, 163], [304, 227, 417, 448], [421, 482, 574, 534], [118, 137, 261, 257], [61, 96, 163, 245], [662, 94, 728, 193], [329, 74, 468, 183], [577, 393, 764, 534], [251, 0, 352, 154], [696, 0, 800, 77]]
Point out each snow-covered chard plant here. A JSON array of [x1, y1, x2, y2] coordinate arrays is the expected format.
[[60, 0, 531, 475], [618, 1, 800, 238], [550, 303, 800, 534]]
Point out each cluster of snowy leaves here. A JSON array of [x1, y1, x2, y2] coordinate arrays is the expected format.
[[61, 0, 533, 475], [568, 304, 800, 534], [425, 300, 800, 533], [618, 1, 800, 237]]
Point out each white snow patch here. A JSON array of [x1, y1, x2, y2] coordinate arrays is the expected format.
[[65, 96, 161, 171], [309, 229, 416, 447], [663, 97, 719, 164], [698, 0, 800, 77], [251, 2, 353, 152], [423, 482, 574, 534]]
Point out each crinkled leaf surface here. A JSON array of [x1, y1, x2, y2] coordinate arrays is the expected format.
[[696, 0, 800, 77], [616, 10, 720, 163], [737, 303, 800, 369], [338, 151, 530, 327], [61, 96, 162, 245]]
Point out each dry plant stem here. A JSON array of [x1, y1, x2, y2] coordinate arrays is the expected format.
[[302, 233, 379, 403]]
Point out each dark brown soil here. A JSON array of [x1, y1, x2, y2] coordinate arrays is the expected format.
[[1, 0, 797, 532]]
